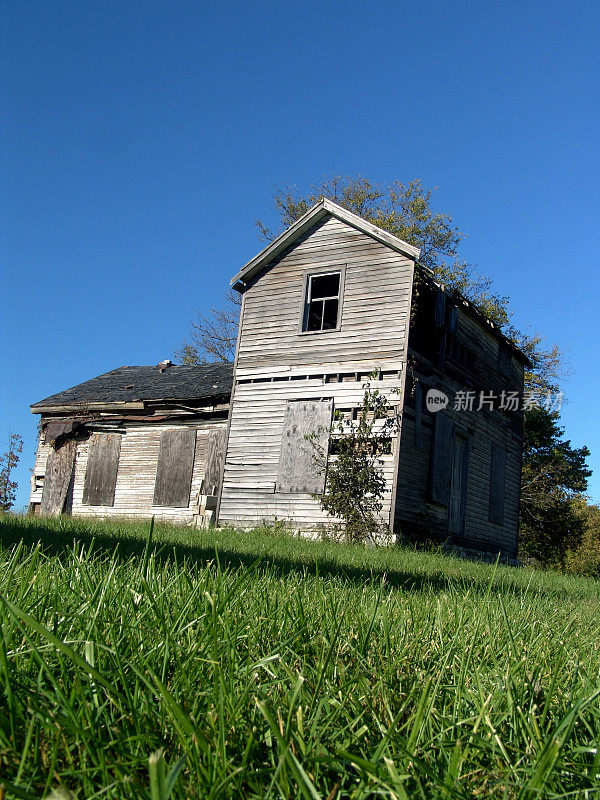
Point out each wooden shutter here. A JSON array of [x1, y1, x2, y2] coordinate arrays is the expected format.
[[430, 412, 453, 505], [448, 305, 458, 333], [83, 433, 121, 506], [201, 428, 227, 496], [498, 346, 511, 379], [448, 435, 469, 535], [414, 383, 423, 448], [40, 439, 77, 516], [153, 429, 196, 507], [276, 400, 333, 494], [489, 444, 507, 524], [434, 288, 446, 328]]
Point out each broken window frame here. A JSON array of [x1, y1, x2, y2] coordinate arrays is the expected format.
[[301, 268, 344, 333]]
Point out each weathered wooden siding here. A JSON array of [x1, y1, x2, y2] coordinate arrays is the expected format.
[[220, 212, 415, 530], [219, 375, 401, 530], [396, 407, 522, 554], [395, 301, 525, 555], [30, 418, 227, 524], [235, 215, 414, 377]]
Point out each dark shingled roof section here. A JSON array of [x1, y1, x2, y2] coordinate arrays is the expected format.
[[32, 363, 234, 409]]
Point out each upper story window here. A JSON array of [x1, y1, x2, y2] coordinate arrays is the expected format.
[[303, 271, 341, 332], [498, 344, 511, 379]]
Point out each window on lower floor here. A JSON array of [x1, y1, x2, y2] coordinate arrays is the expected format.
[[303, 272, 341, 332], [83, 433, 121, 506], [153, 429, 197, 507], [276, 400, 333, 493]]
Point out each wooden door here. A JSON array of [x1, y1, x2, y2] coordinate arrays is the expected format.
[[40, 439, 77, 516], [448, 434, 469, 536]]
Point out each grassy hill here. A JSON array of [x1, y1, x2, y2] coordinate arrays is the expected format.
[[1, 515, 599, 799]]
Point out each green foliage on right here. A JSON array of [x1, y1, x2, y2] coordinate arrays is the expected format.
[[1, 515, 600, 799], [520, 406, 592, 566], [564, 497, 600, 577]]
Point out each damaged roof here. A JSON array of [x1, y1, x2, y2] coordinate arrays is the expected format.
[[31, 363, 234, 411]]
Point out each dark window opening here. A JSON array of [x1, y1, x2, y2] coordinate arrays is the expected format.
[[304, 272, 341, 332], [328, 436, 392, 456], [446, 335, 476, 372], [498, 344, 511, 379]]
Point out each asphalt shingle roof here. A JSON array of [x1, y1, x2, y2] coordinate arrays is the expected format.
[[32, 363, 234, 409]]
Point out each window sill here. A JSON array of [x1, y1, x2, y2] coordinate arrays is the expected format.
[[298, 327, 342, 336]]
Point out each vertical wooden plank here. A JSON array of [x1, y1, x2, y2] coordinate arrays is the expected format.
[[201, 428, 227, 495], [448, 304, 458, 333], [498, 346, 511, 378], [83, 433, 122, 507], [276, 400, 333, 493], [414, 383, 423, 447], [459, 438, 470, 535], [434, 288, 446, 328], [40, 439, 77, 516], [430, 412, 453, 506], [153, 429, 197, 507], [449, 435, 469, 536], [489, 443, 507, 524]]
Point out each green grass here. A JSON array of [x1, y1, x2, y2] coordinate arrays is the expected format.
[[0, 515, 599, 799]]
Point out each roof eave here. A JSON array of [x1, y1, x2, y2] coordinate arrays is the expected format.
[[31, 401, 147, 414], [230, 198, 421, 291]]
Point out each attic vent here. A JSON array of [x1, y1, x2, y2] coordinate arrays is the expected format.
[[158, 360, 174, 373]]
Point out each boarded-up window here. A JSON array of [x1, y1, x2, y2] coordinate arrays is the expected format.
[[489, 444, 507, 524], [430, 412, 453, 505], [276, 400, 333, 494], [83, 433, 121, 506], [153, 429, 196, 507], [40, 438, 77, 516]]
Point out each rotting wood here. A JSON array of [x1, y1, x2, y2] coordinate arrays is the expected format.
[[201, 428, 228, 496], [40, 439, 77, 516]]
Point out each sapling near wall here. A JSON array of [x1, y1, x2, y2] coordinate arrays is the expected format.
[[307, 380, 399, 543]]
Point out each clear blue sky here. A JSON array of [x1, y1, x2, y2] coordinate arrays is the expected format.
[[2, 0, 599, 510]]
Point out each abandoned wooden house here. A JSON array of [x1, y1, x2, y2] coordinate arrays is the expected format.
[[30, 198, 530, 556], [29, 363, 232, 527]]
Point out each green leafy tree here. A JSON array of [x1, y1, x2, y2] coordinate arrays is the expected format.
[[519, 407, 591, 564], [178, 174, 561, 386], [0, 432, 23, 512], [307, 382, 398, 543], [564, 498, 600, 576], [257, 175, 562, 388]]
